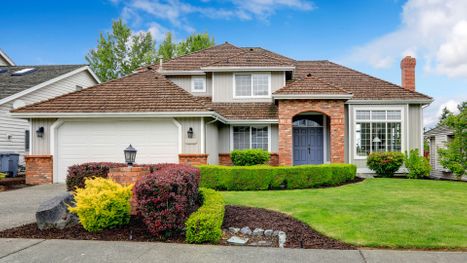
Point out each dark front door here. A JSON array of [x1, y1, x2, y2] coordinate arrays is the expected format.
[[293, 127, 324, 165]]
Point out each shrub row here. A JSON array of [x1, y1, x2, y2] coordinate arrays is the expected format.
[[230, 149, 270, 166], [133, 164, 200, 238], [68, 177, 132, 232], [66, 162, 174, 191], [185, 188, 225, 244], [199, 164, 356, 191]]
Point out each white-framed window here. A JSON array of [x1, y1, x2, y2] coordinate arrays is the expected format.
[[231, 125, 270, 151], [191, 76, 206, 92], [354, 108, 403, 158], [233, 73, 271, 98]]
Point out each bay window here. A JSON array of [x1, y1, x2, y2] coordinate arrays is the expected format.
[[355, 109, 402, 157], [234, 73, 270, 97], [232, 126, 269, 151]]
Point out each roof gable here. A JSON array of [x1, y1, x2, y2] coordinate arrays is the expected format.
[[203, 48, 294, 68], [274, 74, 351, 96]]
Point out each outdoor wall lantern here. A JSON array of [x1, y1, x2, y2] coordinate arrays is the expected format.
[[36, 127, 44, 138], [124, 144, 137, 167], [187, 127, 194, 139]]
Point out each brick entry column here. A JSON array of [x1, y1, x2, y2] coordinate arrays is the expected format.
[[278, 99, 346, 165], [25, 155, 53, 185]]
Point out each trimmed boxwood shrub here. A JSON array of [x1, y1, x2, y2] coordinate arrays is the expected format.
[[133, 164, 200, 238], [66, 162, 175, 191], [68, 177, 132, 232], [230, 149, 270, 166], [185, 188, 224, 244], [367, 152, 404, 177], [199, 164, 356, 191]]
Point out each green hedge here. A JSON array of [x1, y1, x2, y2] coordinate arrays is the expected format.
[[185, 188, 225, 244], [199, 164, 357, 191]]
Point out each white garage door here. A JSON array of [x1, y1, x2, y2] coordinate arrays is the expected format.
[[56, 119, 179, 183]]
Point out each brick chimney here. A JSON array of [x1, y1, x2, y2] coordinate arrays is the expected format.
[[400, 56, 416, 91]]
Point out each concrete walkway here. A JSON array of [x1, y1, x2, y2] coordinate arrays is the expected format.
[[0, 238, 465, 263], [0, 184, 66, 231]]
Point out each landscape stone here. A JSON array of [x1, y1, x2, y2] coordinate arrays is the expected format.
[[227, 236, 249, 246], [257, 240, 273, 247], [278, 231, 287, 248], [36, 192, 78, 230], [229, 227, 240, 234], [264, 229, 273, 236], [273, 230, 281, 237], [240, 226, 252, 235], [252, 228, 264, 236]]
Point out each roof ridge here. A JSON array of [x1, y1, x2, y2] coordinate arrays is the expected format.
[[242, 47, 296, 62], [305, 74, 352, 94], [204, 48, 294, 67], [324, 60, 432, 99]]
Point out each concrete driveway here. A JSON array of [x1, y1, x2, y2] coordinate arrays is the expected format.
[[0, 239, 465, 263], [0, 184, 66, 231]]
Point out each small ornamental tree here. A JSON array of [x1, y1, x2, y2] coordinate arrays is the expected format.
[[439, 102, 467, 177], [367, 152, 404, 177], [404, 149, 431, 179]]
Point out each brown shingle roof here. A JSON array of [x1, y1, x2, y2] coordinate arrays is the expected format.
[[293, 61, 431, 101], [160, 42, 244, 71], [207, 102, 278, 120], [274, 74, 351, 96], [204, 49, 294, 68], [12, 70, 207, 113]]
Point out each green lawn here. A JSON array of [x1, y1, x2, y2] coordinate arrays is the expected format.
[[221, 178, 467, 249]]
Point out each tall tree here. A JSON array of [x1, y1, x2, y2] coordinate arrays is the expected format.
[[176, 33, 215, 57], [438, 101, 467, 177], [86, 19, 157, 82], [438, 107, 453, 126], [157, 32, 176, 62]]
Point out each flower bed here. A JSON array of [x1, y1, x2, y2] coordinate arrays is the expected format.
[[199, 164, 357, 191]]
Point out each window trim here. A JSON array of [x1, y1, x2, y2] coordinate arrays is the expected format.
[[191, 76, 206, 92], [232, 73, 271, 99], [230, 125, 272, 152], [352, 106, 405, 160]]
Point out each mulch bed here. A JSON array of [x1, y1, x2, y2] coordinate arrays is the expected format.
[[0, 216, 184, 243], [222, 205, 355, 250]]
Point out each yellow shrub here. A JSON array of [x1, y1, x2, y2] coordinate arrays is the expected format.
[[68, 177, 132, 232]]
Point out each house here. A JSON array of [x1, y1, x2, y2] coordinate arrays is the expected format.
[[10, 43, 432, 184], [0, 49, 100, 166], [424, 126, 465, 180]]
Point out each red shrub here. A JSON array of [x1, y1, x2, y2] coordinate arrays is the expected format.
[[133, 164, 200, 238]]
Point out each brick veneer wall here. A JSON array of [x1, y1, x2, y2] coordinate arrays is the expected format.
[[25, 155, 53, 185], [179, 154, 209, 166], [218, 153, 279, 166], [108, 166, 151, 215], [278, 99, 346, 165]]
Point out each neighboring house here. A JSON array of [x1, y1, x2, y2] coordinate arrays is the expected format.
[[10, 43, 432, 184], [0, 50, 100, 166], [424, 125, 462, 180]]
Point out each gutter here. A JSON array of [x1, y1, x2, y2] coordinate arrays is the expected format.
[[273, 94, 353, 100], [345, 99, 433, 105]]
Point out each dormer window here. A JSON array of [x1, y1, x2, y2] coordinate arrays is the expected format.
[[234, 73, 271, 98], [191, 76, 206, 92]]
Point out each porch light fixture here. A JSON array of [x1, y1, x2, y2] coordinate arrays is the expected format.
[[187, 127, 194, 139], [36, 127, 44, 138], [124, 144, 137, 166]]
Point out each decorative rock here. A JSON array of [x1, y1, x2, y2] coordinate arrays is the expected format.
[[252, 228, 264, 236], [227, 236, 249, 246], [273, 230, 281, 237], [36, 193, 78, 230], [257, 240, 273, 247], [240, 226, 252, 235], [278, 231, 287, 248], [229, 227, 240, 234], [264, 229, 273, 236]]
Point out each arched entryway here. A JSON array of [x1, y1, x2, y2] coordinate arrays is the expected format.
[[292, 113, 328, 165]]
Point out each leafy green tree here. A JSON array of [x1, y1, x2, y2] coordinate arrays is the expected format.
[[157, 32, 176, 61], [438, 101, 466, 177], [176, 33, 215, 57], [86, 19, 157, 82], [438, 107, 453, 126]]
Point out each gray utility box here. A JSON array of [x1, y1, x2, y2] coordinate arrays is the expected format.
[[0, 153, 19, 177]]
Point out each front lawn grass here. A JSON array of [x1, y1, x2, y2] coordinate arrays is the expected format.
[[221, 178, 467, 249]]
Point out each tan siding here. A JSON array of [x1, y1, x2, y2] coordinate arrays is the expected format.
[[218, 124, 230, 153], [408, 104, 422, 151], [1, 70, 98, 163], [30, 119, 57, 155], [205, 121, 219, 164], [271, 124, 278, 152], [167, 74, 212, 96], [212, 72, 284, 103], [176, 117, 201, 153]]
